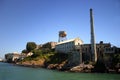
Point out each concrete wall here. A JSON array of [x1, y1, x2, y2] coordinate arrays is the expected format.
[[68, 51, 81, 66]]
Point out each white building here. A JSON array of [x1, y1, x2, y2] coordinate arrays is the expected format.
[[55, 37, 83, 53], [5, 52, 20, 62], [55, 37, 83, 65]]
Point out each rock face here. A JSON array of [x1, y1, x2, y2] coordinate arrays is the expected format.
[[70, 64, 94, 72], [17, 58, 94, 72], [47, 61, 67, 70], [17, 59, 45, 67]]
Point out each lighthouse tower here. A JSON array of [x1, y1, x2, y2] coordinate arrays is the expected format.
[[90, 8, 97, 62]]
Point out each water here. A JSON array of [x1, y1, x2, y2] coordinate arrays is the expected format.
[[0, 62, 120, 80]]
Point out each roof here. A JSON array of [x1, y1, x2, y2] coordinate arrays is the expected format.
[[56, 37, 83, 45]]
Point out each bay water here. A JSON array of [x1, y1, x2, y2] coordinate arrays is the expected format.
[[0, 62, 120, 80]]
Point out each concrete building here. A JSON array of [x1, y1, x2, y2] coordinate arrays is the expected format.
[[104, 46, 120, 54], [36, 44, 43, 49], [55, 37, 83, 53], [42, 42, 57, 49], [55, 37, 83, 65], [81, 41, 112, 61]]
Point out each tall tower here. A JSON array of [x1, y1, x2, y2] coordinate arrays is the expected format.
[[90, 8, 97, 62]]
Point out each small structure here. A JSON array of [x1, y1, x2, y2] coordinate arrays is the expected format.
[[81, 41, 109, 61], [5, 52, 20, 62], [58, 31, 67, 42], [36, 44, 43, 49], [42, 42, 57, 49]]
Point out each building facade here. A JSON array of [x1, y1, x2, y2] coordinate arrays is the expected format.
[[55, 37, 83, 65], [81, 41, 111, 61], [55, 38, 118, 64], [55, 37, 83, 53]]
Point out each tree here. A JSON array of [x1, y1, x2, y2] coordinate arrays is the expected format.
[[22, 49, 28, 53], [112, 54, 120, 70], [26, 42, 37, 52]]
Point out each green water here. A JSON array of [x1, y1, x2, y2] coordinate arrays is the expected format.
[[0, 62, 120, 80]]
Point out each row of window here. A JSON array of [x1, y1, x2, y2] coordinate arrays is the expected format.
[[56, 45, 75, 50], [105, 48, 114, 51], [56, 42, 76, 53]]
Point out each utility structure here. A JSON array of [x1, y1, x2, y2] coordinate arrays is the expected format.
[[90, 8, 97, 62], [58, 31, 67, 42]]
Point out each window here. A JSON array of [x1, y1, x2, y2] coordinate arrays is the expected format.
[[98, 48, 99, 52]]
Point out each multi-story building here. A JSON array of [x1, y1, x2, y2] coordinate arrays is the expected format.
[[81, 41, 112, 61]]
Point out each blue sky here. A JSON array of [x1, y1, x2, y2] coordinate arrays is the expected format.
[[0, 0, 120, 58]]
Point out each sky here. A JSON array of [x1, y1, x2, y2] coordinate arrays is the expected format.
[[0, 0, 120, 58]]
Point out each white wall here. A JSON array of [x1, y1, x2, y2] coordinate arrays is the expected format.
[[55, 38, 83, 53]]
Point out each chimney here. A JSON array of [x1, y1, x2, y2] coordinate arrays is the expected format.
[[90, 8, 97, 62]]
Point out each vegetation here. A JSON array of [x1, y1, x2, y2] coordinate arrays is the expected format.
[[21, 46, 68, 68], [93, 58, 107, 73], [22, 49, 28, 53], [32, 49, 42, 58], [112, 54, 120, 66], [93, 53, 120, 73], [19, 41, 120, 73], [45, 52, 68, 64], [26, 42, 37, 52], [25, 41, 62, 63], [22, 47, 54, 61], [111, 54, 120, 73]]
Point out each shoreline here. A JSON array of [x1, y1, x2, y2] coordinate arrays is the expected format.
[[14, 62, 120, 74]]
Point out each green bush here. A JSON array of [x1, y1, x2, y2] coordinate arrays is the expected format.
[[46, 53, 68, 64], [31, 49, 42, 58]]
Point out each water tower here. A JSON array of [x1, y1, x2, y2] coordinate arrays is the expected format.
[[58, 31, 67, 42]]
